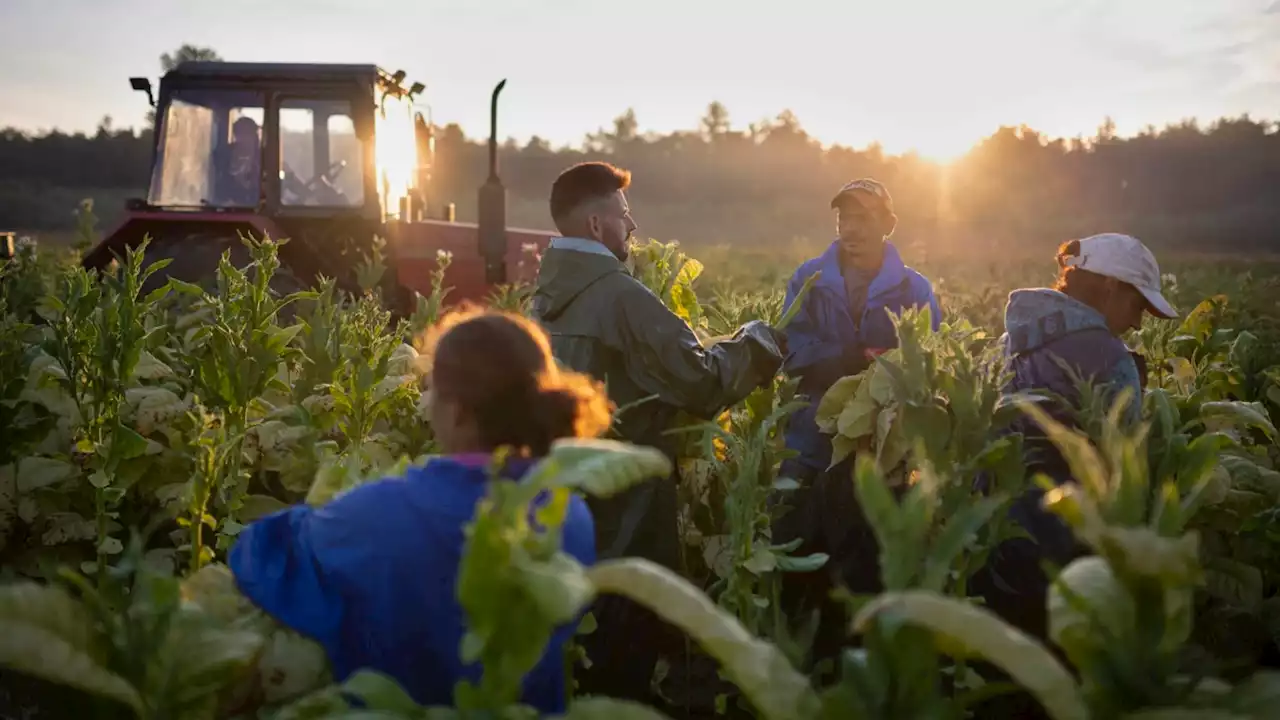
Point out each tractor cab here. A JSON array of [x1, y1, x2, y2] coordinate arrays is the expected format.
[[148, 84, 368, 213], [84, 62, 554, 313]]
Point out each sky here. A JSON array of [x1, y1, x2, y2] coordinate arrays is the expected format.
[[1, 0, 1278, 161]]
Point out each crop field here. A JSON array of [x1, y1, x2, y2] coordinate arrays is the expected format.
[[2, 210, 1280, 720]]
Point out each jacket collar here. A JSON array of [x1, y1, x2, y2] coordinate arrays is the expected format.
[[548, 236, 617, 259], [814, 239, 909, 303]]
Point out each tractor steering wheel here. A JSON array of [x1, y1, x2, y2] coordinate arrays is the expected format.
[[286, 160, 348, 205], [302, 160, 346, 194]]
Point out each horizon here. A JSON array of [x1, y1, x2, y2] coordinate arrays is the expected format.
[[2, 0, 1278, 161]]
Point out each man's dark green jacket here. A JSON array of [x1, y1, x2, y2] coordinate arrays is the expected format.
[[532, 236, 784, 567]]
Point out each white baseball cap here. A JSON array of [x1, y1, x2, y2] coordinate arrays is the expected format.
[[1063, 233, 1177, 319]]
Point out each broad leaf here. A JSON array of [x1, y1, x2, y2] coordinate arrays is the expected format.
[[588, 558, 820, 720], [854, 591, 1087, 720], [0, 581, 142, 712]]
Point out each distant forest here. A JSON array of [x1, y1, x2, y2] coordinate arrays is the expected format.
[[3, 48, 1278, 258]]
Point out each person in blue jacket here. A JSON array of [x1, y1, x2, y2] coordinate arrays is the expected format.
[[967, 233, 1176, 719], [974, 233, 1177, 637], [780, 178, 940, 483], [228, 308, 613, 714], [772, 178, 939, 668]]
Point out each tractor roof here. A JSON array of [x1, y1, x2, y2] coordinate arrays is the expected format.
[[169, 61, 385, 84], [165, 62, 422, 97]]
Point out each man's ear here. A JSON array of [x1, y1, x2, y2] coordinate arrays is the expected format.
[[880, 211, 898, 238]]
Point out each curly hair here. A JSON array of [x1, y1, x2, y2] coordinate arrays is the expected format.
[[419, 304, 614, 455], [1053, 239, 1116, 312]]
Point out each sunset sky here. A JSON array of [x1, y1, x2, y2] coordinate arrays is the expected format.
[[1, 0, 1277, 161]]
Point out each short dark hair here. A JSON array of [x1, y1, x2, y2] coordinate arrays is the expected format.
[[549, 162, 631, 231], [421, 305, 614, 456]]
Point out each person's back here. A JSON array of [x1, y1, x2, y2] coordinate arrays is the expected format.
[[970, 234, 1177, 719], [1001, 287, 1140, 483], [228, 307, 614, 715], [229, 455, 594, 711]]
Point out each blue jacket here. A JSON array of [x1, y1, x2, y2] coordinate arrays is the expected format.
[[971, 289, 1142, 645], [228, 455, 596, 714], [1000, 288, 1141, 485], [782, 240, 940, 473]]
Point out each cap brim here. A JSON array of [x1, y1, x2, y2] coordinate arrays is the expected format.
[[831, 190, 875, 210], [1139, 286, 1178, 319]]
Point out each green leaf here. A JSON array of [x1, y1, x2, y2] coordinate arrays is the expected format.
[[772, 477, 801, 491], [518, 552, 594, 626], [556, 696, 680, 719], [1223, 670, 1280, 715], [1204, 557, 1265, 611], [142, 610, 269, 716], [921, 496, 1003, 591], [836, 385, 878, 439], [166, 278, 208, 297], [16, 456, 76, 492], [1016, 399, 1108, 496], [1200, 401, 1277, 440], [536, 439, 673, 499], [239, 494, 290, 522], [1048, 556, 1135, 666], [269, 323, 306, 349], [815, 375, 861, 433], [340, 669, 422, 712], [901, 401, 952, 461], [742, 547, 777, 575], [829, 434, 858, 470], [1121, 710, 1251, 720], [112, 424, 152, 462], [587, 558, 820, 720], [854, 591, 1087, 720], [0, 581, 142, 712], [775, 553, 829, 573]]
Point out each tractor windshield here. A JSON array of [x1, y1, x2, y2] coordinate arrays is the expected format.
[[149, 89, 265, 209]]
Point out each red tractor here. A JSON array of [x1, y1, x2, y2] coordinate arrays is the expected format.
[[81, 62, 555, 314]]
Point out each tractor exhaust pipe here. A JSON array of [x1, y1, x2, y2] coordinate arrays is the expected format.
[[477, 79, 507, 285]]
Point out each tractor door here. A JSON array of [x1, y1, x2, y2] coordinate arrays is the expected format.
[[266, 94, 382, 289], [149, 89, 266, 210]]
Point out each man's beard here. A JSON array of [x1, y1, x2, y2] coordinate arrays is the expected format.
[[611, 232, 633, 262]]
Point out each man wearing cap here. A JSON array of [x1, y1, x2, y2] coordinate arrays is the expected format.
[[772, 178, 940, 661], [967, 233, 1178, 717], [777, 178, 939, 486]]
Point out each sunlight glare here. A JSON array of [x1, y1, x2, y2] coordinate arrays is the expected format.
[[375, 99, 418, 218]]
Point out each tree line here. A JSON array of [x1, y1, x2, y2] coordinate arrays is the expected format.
[[2, 47, 1277, 258]]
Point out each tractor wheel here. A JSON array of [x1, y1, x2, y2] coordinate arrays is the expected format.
[[135, 234, 312, 308]]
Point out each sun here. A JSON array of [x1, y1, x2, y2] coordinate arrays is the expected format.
[[909, 135, 976, 165], [873, 125, 980, 165]]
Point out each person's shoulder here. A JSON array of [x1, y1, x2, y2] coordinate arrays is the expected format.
[[330, 458, 483, 519], [608, 270, 658, 299], [899, 261, 934, 287], [790, 251, 829, 281], [895, 265, 936, 300], [1039, 327, 1132, 376], [608, 271, 673, 317]]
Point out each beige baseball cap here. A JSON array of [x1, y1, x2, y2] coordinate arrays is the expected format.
[[830, 178, 893, 215], [1063, 233, 1177, 318]]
